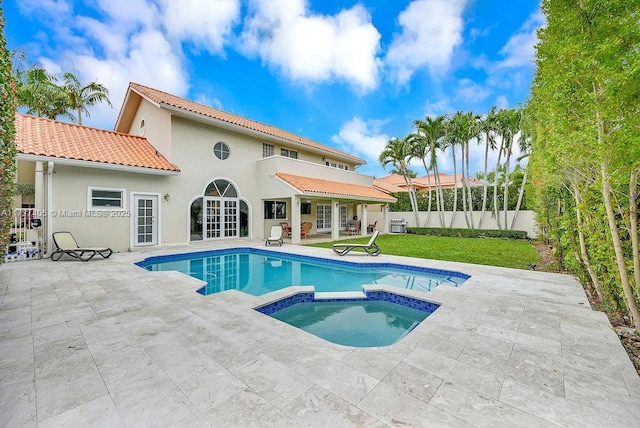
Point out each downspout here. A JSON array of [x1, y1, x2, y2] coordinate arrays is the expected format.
[[45, 161, 54, 257]]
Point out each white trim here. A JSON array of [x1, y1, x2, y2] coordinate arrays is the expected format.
[[16, 154, 179, 176], [87, 186, 127, 211], [129, 192, 161, 248], [45, 161, 54, 257]]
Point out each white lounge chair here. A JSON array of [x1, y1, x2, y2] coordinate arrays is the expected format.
[[332, 230, 381, 256], [51, 231, 113, 261], [265, 225, 283, 246]]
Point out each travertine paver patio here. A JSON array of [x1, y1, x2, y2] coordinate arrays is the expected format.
[[1, 239, 639, 427]]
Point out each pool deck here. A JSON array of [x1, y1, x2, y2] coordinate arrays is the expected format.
[[2, 239, 639, 427]]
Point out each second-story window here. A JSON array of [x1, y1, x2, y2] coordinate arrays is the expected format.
[[281, 148, 298, 159], [263, 143, 274, 158], [325, 160, 350, 170]]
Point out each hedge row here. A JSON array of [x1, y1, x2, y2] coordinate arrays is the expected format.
[[406, 227, 529, 240]]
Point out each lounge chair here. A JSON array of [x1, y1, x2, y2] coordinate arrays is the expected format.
[[265, 225, 283, 246], [333, 230, 381, 256], [51, 231, 113, 262]]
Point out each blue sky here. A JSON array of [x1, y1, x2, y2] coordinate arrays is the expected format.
[[4, 0, 543, 178]]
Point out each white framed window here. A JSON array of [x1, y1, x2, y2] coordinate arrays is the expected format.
[[214, 141, 231, 160], [325, 159, 349, 170], [264, 200, 286, 220], [263, 143, 274, 158], [281, 148, 298, 159], [87, 187, 126, 210]]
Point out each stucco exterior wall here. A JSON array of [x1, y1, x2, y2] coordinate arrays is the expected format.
[[127, 99, 173, 161], [49, 165, 172, 252]]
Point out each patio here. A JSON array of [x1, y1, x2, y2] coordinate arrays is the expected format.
[[1, 239, 639, 427]]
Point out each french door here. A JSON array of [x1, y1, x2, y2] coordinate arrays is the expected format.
[[134, 194, 158, 246], [205, 198, 238, 238], [316, 204, 331, 232]]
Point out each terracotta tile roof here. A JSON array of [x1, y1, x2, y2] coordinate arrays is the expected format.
[[372, 178, 407, 193], [416, 173, 483, 188], [15, 113, 180, 173], [276, 173, 396, 202], [378, 173, 483, 189], [128, 82, 365, 165], [376, 174, 408, 186]]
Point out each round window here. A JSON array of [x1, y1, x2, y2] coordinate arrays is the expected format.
[[214, 142, 230, 160]]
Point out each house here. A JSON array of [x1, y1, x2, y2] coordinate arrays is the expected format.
[[374, 173, 483, 192], [12, 82, 396, 255]]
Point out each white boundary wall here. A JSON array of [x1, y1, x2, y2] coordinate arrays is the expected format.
[[369, 210, 538, 238]]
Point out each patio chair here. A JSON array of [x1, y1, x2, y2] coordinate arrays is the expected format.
[[265, 225, 283, 246], [301, 221, 313, 238], [367, 220, 377, 233], [279, 221, 291, 237], [51, 231, 113, 262], [332, 230, 381, 256], [347, 220, 361, 235]]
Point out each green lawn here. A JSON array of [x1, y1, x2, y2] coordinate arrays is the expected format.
[[308, 234, 540, 270]]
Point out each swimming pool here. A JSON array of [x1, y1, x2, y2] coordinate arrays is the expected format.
[[136, 248, 469, 296], [256, 289, 440, 347]]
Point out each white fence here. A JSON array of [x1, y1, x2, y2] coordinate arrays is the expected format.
[[370, 210, 538, 238], [5, 208, 42, 262]]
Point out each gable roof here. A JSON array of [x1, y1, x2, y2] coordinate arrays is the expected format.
[[372, 178, 408, 193], [15, 113, 180, 174], [376, 173, 483, 190], [276, 173, 396, 203], [118, 82, 365, 165]]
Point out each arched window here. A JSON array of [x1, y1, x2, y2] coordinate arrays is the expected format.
[[191, 179, 248, 240]]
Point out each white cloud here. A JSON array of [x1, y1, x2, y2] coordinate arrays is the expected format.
[[331, 117, 390, 161], [422, 98, 452, 118], [48, 28, 189, 128], [455, 78, 490, 103], [386, 0, 467, 84], [494, 95, 509, 109], [240, 0, 381, 92], [497, 10, 545, 69], [17, 0, 72, 19], [160, 0, 240, 54], [92, 0, 159, 28]]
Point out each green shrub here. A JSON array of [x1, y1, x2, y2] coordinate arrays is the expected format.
[[406, 227, 529, 240]]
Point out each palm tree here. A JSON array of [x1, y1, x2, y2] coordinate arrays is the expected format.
[[16, 66, 72, 120], [497, 108, 521, 228], [62, 72, 112, 125], [510, 129, 531, 230], [379, 136, 420, 227], [443, 114, 464, 228], [491, 108, 514, 229], [450, 111, 481, 228], [412, 115, 447, 227], [478, 106, 498, 227]]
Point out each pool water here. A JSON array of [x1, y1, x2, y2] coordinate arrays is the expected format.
[[270, 300, 429, 347], [136, 248, 468, 296]]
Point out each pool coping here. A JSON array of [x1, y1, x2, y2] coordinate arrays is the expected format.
[[3, 239, 639, 426]]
